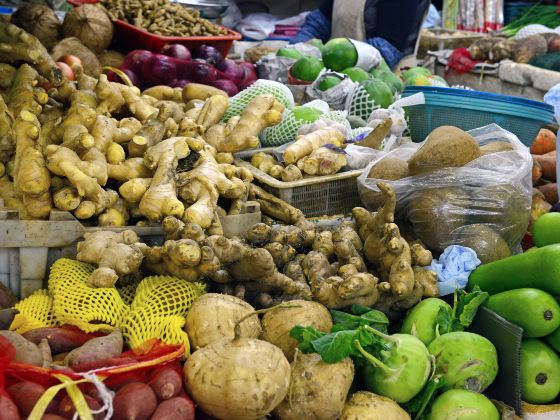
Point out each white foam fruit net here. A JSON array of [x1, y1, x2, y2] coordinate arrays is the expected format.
[[223, 80, 295, 121], [346, 85, 379, 121]]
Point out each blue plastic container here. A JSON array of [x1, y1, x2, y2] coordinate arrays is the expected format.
[[402, 86, 555, 146]]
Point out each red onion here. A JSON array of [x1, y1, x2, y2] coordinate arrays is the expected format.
[[238, 65, 257, 90], [170, 79, 190, 88], [161, 44, 192, 61], [122, 50, 153, 75], [195, 44, 224, 67], [176, 60, 217, 84], [213, 79, 239, 96], [141, 54, 177, 86], [108, 68, 141, 87], [218, 60, 244, 85]]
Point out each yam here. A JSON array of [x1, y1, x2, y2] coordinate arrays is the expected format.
[[274, 353, 354, 420], [0, 282, 17, 309], [184, 337, 290, 420], [113, 382, 157, 420], [7, 382, 52, 417], [148, 367, 182, 400], [340, 391, 410, 420], [150, 397, 195, 420], [367, 157, 409, 180], [408, 126, 481, 175], [22, 327, 100, 354], [452, 224, 511, 264], [0, 331, 43, 366], [480, 141, 514, 155], [531, 129, 556, 155], [184, 294, 261, 350], [260, 300, 332, 361], [0, 393, 20, 420], [63, 328, 122, 368], [58, 394, 103, 420]]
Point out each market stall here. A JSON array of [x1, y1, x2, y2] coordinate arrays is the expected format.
[[0, 1, 559, 420]]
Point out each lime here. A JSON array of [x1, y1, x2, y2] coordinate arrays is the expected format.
[[318, 74, 343, 91], [360, 78, 394, 108], [291, 56, 324, 82], [292, 106, 324, 122], [322, 38, 358, 71], [276, 48, 304, 59], [377, 58, 391, 73], [307, 38, 324, 51], [341, 66, 371, 83], [375, 70, 404, 93]]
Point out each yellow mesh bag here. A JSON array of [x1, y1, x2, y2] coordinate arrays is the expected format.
[[10, 289, 58, 334], [122, 276, 204, 352], [48, 259, 129, 333], [117, 282, 139, 306]]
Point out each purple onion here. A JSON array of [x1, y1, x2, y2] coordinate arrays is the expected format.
[[108, 68, 141, 87], [195, 44, 224, 67], [218, 60, 244, 85], [141, 54, 177, 86], [170, 79, 190, 88], [122, 50, 153, 75], [161, 43, 192, 61], [213, 79, 239, 96]]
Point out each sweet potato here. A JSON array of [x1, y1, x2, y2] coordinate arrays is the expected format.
[[64, 328, 123, 368], [530, 128, 556, 155], [532, 152, 556, 182], [0, 392, 20, 420], [58, 394, 103, 420], [148, 367, 182, 400], [7, 382, 53, 417], [530, 190, 552, 228], [538, 183, 558, 205], [532, 160, 542, 185], [150, 397, 195, 420], [113, 382, 157, 420], [0, 282, 17, 309], [42, 415, 67, 420], [23, 327, 101, 354], [0, 331, 43, 366], [0, 308, 18, 330]]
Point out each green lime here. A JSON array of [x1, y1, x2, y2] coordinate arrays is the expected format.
[[322, 38, 358, 71], [341, 66, 371, 83], [375, 70, 404, 93], [292, 106, 324, 122], [276, 48, 304, 59], [291, 56, 324, 82], [318, 74, 343, 91], [307, 38, 324, 51], [376, 58, 391, 72], [360, 78, 394, 108]]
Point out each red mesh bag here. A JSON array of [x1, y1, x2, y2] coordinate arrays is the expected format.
[[447, 48, 478, 74]]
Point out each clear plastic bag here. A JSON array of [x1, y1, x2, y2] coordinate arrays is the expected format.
[[357, 124, 532, 256]]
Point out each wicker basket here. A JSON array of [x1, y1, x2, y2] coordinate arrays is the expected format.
[[235, 148, 363, 217], [418, 28, 487, 58]]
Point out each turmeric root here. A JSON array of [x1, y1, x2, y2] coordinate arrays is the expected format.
[[76, 230, 147, 288], [283, 126, 345, 165]]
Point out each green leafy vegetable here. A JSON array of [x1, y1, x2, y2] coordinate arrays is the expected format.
[[402, 377, 446, 420], [330, 308, 389, 333], [290, 325, 326, 353], [436, 286, 488, 335]]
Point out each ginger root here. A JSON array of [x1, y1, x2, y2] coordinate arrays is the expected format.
[[284, 126, 345, 165], [302, 146, 347, 176]]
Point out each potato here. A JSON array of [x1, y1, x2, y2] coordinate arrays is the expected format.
[[148, 367, 182, 400], [408, 187, 471, 252], [58, 394, 103, 420], [0, 392, 20, 420], [185, 294, 261, 350], [340, 391, 410, 420], [274, 353, 354, 420], [408, 126, 481, 175], [0, 331, 43, 366], [452, 224, 511, 264], [113, 382, 157, 420], [367, 157, 409, 180], [150, 397, 195, 420], [7, 382, 50, 417], [184, 337, 290, 420], [480, 141, 514, 155], [182, 83, 227, 102], [260, 300, 332, 361]]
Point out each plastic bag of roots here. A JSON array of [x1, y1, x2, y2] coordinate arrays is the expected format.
[[357, 124, 532, 262]]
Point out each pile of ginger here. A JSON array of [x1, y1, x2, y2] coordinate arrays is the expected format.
[[0, 22, 287, 230]]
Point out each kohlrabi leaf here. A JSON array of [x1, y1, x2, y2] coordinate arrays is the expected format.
[[312, 330, 360, 363], [402, 376, 446, 419], [331, 309, 389, 332], [436, 306, 453, 336], [455, 285, 489, 329], [290, 325, 326, 353], [350, 304, 371, 315]]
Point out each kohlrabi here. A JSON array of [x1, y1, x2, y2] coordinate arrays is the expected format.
[[427, 389, 499, 420], [428, 331, 499, 392]]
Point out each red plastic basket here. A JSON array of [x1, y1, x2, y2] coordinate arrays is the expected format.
[[67, 0, 241, 56]]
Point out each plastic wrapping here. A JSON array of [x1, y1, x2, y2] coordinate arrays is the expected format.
[[358, 124, 532, 255], [306, 70, 358, 110]]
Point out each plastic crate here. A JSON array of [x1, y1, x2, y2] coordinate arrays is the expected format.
[[67, 0, 241, 56], [235, 148, 363, 218], [402, 86, 555, 146]]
